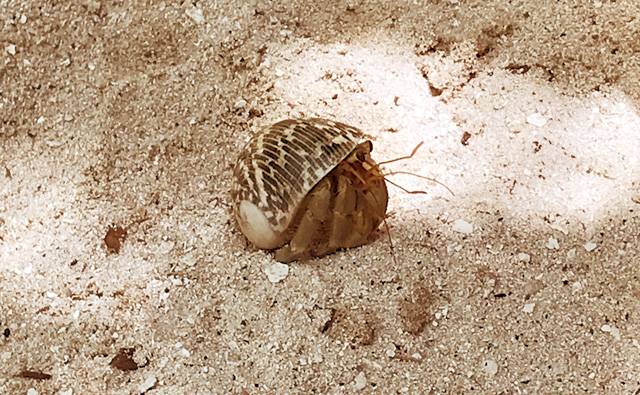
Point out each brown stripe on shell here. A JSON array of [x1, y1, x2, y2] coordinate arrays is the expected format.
[[287, 136, 313, 156], [261, 143, 306, 193], [283, 155, 304, 179]]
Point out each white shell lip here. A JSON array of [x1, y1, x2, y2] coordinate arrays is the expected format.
[[236, 200, 281, 249]]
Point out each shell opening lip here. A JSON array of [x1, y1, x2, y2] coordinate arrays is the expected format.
[[236, 200, 281, 249]]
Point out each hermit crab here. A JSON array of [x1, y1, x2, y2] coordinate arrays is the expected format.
[[230, 118, 386, 262], [231, 117, 438, 263]]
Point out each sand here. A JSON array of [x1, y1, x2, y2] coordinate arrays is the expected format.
[[1, 1, 639, 393]]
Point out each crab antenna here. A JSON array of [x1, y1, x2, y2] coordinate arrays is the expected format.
[[384, 178, 429, 195], [377, 141, 424, 166], [384, 171, 455, 197]]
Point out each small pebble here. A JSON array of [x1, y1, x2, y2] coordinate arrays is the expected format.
[[601, 324, 621, 340], [385, 344, 396, 358], [234, 99, 247, 110], [584, 241, 597, 252], [178, 346, 191, 358], [27, 389, 38, 395], [137, 375, 157, 393], [526, 112, 547, 127], [482, 359, 498, 376], [5, 44, 16, 56], [264, 261, 289, 283], [452, 219, 473, 234], [523, 303, 535, 314], [546, 237, 559, 250], [516, 252, 531, 263], [353, 371, 367, 391], [186, 6, 205, 24], [19, 14, 28, 24]]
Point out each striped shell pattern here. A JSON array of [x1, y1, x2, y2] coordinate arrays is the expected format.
[[232, 118, 366, 237]]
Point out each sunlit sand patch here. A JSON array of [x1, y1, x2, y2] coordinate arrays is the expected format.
[[265, 37, 640, 225]]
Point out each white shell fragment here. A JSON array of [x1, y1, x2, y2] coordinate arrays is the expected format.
[[601, 324, 621, 340], [526, 112, 548, 127], [263, 261, 289, 283], [5, 44, 16, 56], [137, 375, 157, 393], [452, 219, 473, 234], [546, 237, 560, 250], [186, 6, 205, 24], [177, 344, 191, 358], [385, 344, 396, 358], [523, 303, 536, 314], [234, 99, 247, 110], [482, 359, 498, 376], [584, 241, 597, 252], [353, 371, 367, 391]]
